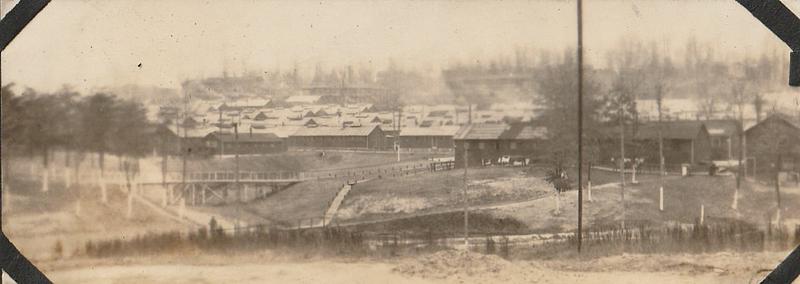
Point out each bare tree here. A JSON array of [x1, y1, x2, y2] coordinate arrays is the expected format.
[[728, 82, 750, 210], [82, 93, 118, 203], [753, 93, 766, 123]]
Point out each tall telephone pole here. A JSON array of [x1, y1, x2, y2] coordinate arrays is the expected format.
[[463, 138, 469, 249], [181, 90, 189, 204], [576, 0, 584, 253], [657, 85, 665, 212]]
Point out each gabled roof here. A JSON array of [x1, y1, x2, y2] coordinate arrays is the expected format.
[[633, 121, 707, 140], [291, 124, 382, 137], [206, 132, 282, 143], [453, 123, 548, 140], [765, 113, 800, 129], [253, 112, 269, 121]]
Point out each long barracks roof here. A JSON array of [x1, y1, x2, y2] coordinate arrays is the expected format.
[[291, 124, 382, 137], [207, 132, 282, 143], [453, 123, 548, 140], [633, 121, 707, 140]]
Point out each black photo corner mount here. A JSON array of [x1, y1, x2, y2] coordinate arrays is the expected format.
[[734, 0, 800, 281], [735, 0, 800, 87], [760, 244, 800, 284], [791, 51, 799, 86], [1, 0, 55, 283]]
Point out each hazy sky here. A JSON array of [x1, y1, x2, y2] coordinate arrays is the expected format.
[[2, 0, 799, 93]]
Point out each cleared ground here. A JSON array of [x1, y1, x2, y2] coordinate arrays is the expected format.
[[193, 178, 346, 227], [489, 172, 800, 232], [3, 179, 191, 262], [22, 250, 789, 284], [337, 167, 634, 224]]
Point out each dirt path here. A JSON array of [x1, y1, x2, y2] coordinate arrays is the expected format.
[[32, 250, 787, 284], [37, 264, 743, 284]]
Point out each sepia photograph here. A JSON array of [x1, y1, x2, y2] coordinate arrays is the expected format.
[[1, 0, 799, 283]]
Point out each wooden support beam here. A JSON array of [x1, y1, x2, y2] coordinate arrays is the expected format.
[[202, 184, 206, 205], [205, 184, 226, 202]]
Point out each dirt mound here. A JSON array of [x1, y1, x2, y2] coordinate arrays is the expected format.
[[393, 250, 513, 280]]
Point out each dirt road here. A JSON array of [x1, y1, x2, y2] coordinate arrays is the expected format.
[[27, 250, 787, 284]]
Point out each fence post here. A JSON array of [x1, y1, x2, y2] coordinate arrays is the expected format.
[[700, 204, 705, 225]]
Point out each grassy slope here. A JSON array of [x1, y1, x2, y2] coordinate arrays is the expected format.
[[338, 167, 548, 222], [3, 179, 189, 261], [491, 173, 800, 232], [194, 178, 346, 227]]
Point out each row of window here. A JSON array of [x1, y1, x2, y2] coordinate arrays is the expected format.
[[463, 141, 524, 150]]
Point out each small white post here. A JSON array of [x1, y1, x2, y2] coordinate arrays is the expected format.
[[554, 191, 561, 215], [178, 198, 186, 219], [631, 164, 638, 184], [659, 186, 664, 211], [700, 204, 705, 225], [64, 170, 72, 188], [587, 181, 593, 202], [100, 170, 108, 203], [126, 190, 133, 219], [732, 189, 739, 210], [41, 170, 49, 192]]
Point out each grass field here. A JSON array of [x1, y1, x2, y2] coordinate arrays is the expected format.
[[194, 178, 347, 227], [337, 168, 534, 221], [489, 173, 800, 233]]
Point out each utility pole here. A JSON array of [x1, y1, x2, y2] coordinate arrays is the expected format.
[[234, 122, 241, 197], [619, 102, 626, 229], [657, 84, 665, 212], [576, 0, 584, 253], [463, 140, 469, 249], [397, 106, 402, 162], [734, 92, 744, 210], [234, 122, 241, 232], [161, 125, 168, 206], [218, 108, 223, 157], [181, 91, 189, 205]]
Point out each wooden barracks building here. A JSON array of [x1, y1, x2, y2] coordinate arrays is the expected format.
[[288, 124, 386, 149], [453, 123, 549, 167]]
